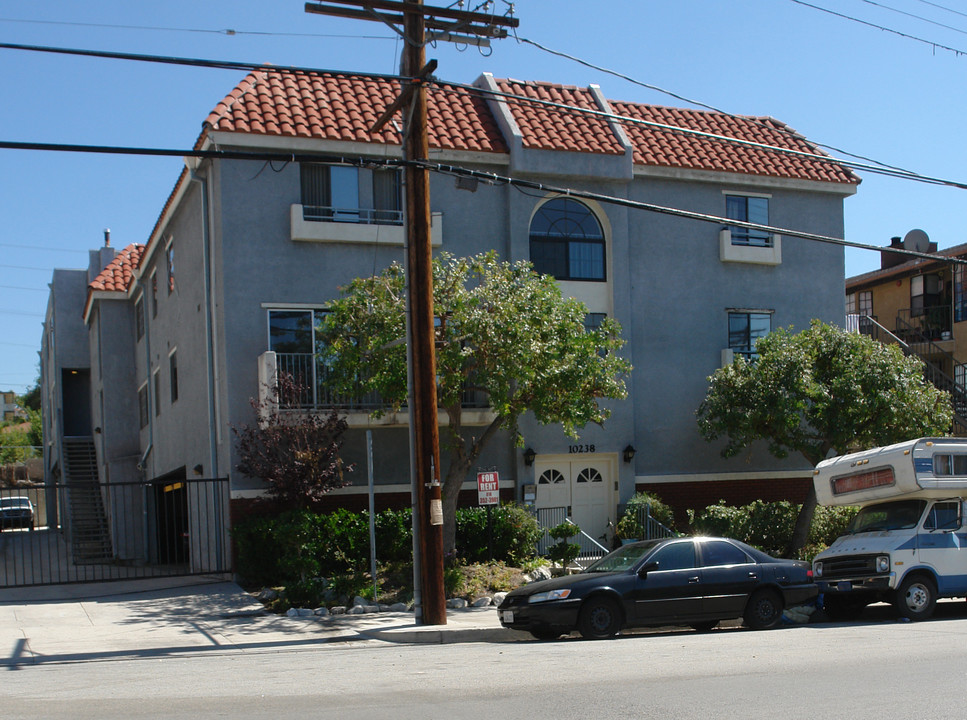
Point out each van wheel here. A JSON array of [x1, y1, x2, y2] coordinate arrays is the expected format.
[[894, 575, 936, 621]]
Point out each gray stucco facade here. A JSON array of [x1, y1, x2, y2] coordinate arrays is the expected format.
[[43, 69, 856, 561]]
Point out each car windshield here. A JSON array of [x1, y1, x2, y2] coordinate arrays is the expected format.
[[583, 540, 663, 573], [1, 498, 30, 509], [847, 499, 926, 533]]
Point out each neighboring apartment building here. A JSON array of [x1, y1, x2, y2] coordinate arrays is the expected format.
[[1, 391, 24, 422], [42, 68, 858, 568], [845, 230, 967, 433]]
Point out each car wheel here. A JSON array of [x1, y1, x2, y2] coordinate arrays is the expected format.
[[690, 621, 718, 633], [578, 597, 622, 639], [529, 627, 563, 641], [894, 574, 937, 621], [744, 589, 783, 630], [822, 595, 866, 621]]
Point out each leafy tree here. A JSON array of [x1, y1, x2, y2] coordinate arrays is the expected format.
[[319, 252, 631, 553], [232, 374, 354, 508], [20, 384, 41, 412], [696, 320, 952, 555]]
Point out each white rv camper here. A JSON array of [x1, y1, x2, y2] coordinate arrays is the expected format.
[[812, 437, 967, 621]]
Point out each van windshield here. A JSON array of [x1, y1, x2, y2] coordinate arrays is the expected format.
[[847, 499, 926, 534]]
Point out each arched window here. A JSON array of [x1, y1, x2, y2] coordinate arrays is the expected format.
[[529, 198, 606, 281]]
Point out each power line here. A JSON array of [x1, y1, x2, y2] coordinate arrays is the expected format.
[[858, 0, 967, 36], [788, 0, 967, 56], [0, 41, 410, 81], [429, 81, 967, 191], [0, 285, 48, 292], [7, 40, 965, 192], [0, 242, 85, 253], [513, 35, 947, 181], [0, 16, 395, 40], [1, 138, 960, 266], [914, 0, 967, 21]]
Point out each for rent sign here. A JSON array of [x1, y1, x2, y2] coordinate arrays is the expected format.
[[477, 471, 499, 506]]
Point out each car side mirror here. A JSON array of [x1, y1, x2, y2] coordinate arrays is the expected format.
[[637, 561, 659, 578]]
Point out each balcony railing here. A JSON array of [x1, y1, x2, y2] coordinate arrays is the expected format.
[[301, 205, 403, 225], [274, 352, 489, 412], [897, 306, 952, 343]]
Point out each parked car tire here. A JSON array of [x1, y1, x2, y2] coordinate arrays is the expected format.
[[894, 574, 936, 621], [578, 596, 622, 639], [744, 589, 783, 630]]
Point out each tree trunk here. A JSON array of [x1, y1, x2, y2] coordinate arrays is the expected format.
[[441, 461, 467, 557], [785, 483, 817, 558]]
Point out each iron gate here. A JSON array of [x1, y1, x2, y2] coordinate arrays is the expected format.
[[0, 478, 229, 588]]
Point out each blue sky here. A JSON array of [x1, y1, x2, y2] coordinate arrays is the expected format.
[[2, 0, 966, 393]]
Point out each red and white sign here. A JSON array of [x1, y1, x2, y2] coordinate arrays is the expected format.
[[477, 471, 500, 506]]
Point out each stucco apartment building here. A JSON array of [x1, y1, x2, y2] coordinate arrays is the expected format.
[[845, 231, 967, 433], [41, 67, 858, 568]]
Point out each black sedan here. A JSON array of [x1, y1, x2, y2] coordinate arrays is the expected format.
[[498, 536, 817, 640]]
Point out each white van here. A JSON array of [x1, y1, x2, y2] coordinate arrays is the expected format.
[[812, 437, 967, 621]]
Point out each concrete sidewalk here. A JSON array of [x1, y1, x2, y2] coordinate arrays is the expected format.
[[0, 577, 528, 667]]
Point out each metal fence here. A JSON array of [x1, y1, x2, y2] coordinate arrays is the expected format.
[[0, 478, 229, 588]]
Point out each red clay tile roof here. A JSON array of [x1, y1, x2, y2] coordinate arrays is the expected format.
[[611, 101, 856, 184], [205, 69, 508, 154], [203, 69, 857, 186], [494, 79, 626, 156], [89, 243, 145, 293]]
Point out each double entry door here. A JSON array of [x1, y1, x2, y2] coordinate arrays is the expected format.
[[534, 455, 615, 551]]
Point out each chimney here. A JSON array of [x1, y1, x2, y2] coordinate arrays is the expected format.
[[881, 236, 906, 270], [103, 228, 111, 247]]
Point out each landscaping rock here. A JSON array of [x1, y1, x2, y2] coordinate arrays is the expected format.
[[446, 598, 468, 609], [314, 607, 330, 616], [330, 606, 347, 615], [388, 602, 409, 612], [493, 592, 507, 605], [286, 608, 314, 617], [471, 596, 492, 607], [526, 567, 552, 583]]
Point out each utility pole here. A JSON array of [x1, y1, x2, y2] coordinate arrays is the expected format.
[[304, 0, 518, 626]]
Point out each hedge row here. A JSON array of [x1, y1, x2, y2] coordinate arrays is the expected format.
[[688, 500, 858, 559], [232, 504, 541, 588]]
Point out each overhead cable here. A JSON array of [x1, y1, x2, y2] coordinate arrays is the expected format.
[[3, 138, 964, 266]]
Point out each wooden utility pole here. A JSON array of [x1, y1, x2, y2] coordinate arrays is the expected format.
[[304, 0, 518, 626]]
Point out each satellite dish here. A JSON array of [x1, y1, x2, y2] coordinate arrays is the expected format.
[[903, 229, 930, 253]]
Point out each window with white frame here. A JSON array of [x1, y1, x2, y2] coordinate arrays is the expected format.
[[529, 197, 606, 281], [846, 290, 872, 317], [300, 163, 402, 225], [726, 195, 771, 247], [729, 311, 772, 360]]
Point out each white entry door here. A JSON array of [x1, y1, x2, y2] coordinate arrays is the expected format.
[[534, 456, 615, 549]]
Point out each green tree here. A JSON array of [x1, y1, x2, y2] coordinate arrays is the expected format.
[[319, 252, 631, 553], [696, 320, 952, 555]]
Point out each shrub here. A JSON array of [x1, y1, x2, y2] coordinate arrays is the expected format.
[[456, 503, 542, 565], [688, 499, 858, 559], [545, 521, 581, 568], [615, 492, 677, 540]]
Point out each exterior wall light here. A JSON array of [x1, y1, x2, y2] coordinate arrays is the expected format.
[[623, 445, 636, 463], [523, 448, 536, 466]]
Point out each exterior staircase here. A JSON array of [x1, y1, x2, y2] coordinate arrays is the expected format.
[[852, 315, 967, 435], [63, 437, 114, 564]]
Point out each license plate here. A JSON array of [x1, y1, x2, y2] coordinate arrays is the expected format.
[[502, 610, 514, 623], [837, 581, 852, 592]]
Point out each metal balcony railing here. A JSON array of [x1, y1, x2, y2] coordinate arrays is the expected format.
[[897, 306, 952, 343], [275, 352, 490, 412], [301, 204, 403, 225]]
